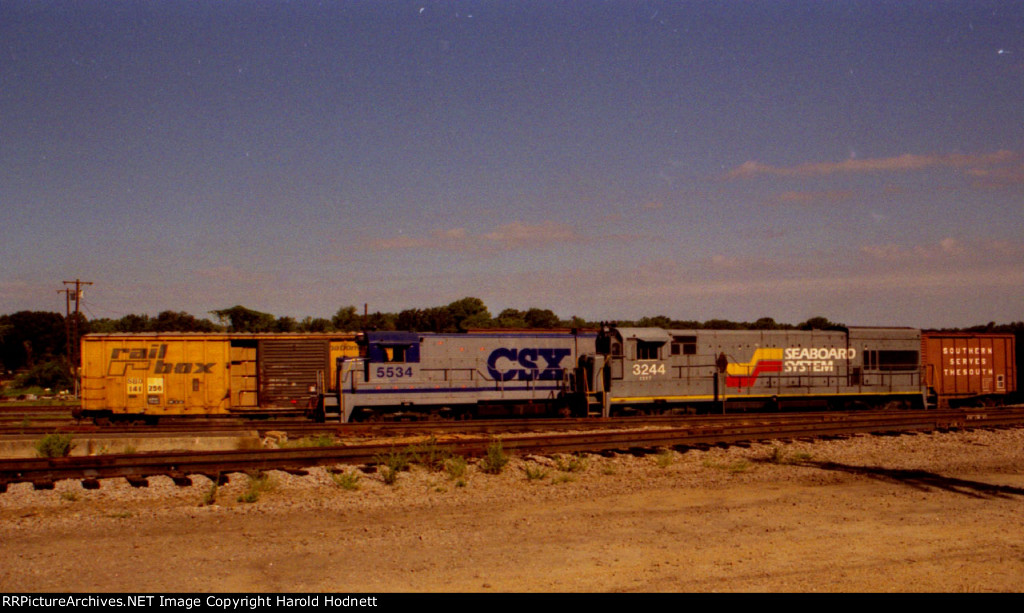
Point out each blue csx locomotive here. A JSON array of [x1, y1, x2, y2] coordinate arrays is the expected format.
[[314, 325, 959, 421]]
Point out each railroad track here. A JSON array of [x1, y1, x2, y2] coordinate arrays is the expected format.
[[2, 406, 1019, 438], [2, 408, 1023, 493]]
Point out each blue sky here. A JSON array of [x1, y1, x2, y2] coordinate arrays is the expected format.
[[2, 0, 1022, 327]]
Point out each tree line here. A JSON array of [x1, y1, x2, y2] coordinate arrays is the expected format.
[[2, 298, 1021, 393]]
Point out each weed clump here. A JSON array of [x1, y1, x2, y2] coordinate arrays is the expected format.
[[201, 483, 218, 506], [35, 433, 74, 458], [237, 471, 276, 503], [655, 448, 674, 468], [331, 470, 361, 491], [412, 436, 452, 471], [767, 445, 812, 465], [282, 434, 336, 448], [376, 448, 412, 486], [523, 464, 549, 481], [444, 456, 468, 480], [555, 453, 589, 473], [478, 440, 509, 475]]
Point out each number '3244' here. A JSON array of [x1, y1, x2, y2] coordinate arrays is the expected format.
[[632, 363, 665, 376]]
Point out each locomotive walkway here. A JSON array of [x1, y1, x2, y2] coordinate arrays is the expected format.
[[2, 408, 1023, 492]]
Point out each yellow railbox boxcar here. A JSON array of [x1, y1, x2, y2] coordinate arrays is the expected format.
[[82, 334, 237, 417], [80, 333, 358, 420]]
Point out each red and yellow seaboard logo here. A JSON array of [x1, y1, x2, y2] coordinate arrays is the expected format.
[[725, 349, 784, 388]]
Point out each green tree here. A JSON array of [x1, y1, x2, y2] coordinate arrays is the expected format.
[[396, 308, 430, 331], [16, 360, 73, 390], [332, 306, 361, 331], [0, 311, 66, 371], [798, 316, 843, 331], [494, 308, 527, 328], [211, 306, 277, 332], [153, 311, 218, 332], [447, 297, 491, 331], [638, 315, 672, 328], [298, 317, 332, 332], [524, 308, 560, 329], [274, 316, 298, 332]]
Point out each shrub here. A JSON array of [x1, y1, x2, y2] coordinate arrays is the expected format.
[[523, 465, 549, 481], [555, 453, 589, 473], [15, 361, 73, 390], [35, 433, 74, 458], [375, 448, 412, 486], [478, 440, 509, 475], [237, 471, 276, 503], [445, 456, 468, 480], [331, 470, 361, 491], [655, 448, 674, 468], [412, 436, 451, 471]]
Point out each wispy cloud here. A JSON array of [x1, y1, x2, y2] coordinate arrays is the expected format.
[[966, 160, 1024, 186], [725, 150, 1019, 179], [368, 222, 582, 252], [769, 190, 855, 206], [859, 237, 1020, 262]]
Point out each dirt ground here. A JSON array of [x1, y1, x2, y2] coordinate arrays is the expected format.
[[2, 426, 1024, 593]]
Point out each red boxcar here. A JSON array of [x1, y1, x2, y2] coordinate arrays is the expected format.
[[922, 332, 1017, 408]]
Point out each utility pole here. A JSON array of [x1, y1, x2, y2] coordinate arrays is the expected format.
[[60, 279, 93, 397]]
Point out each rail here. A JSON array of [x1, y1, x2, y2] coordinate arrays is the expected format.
[[3, 408, 1022, 492]]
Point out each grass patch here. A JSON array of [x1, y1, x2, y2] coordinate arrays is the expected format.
[[767, 446, 813, 464], [237, 471, 276, 503], [554, 453, 589, 473], [60, 491, 78, 502], [523, 465, 549, 481], [281, 434, 337, 448], [655, 448, 674, 468], [478, 440, 509, 475], [552, 474, 576, 485], [330, 470, 361, 491], [200, 473, 221, 506], [412, 436, 452, 471], [444, 456, 468, 480], [34, 433, 74, 458], [376, 448, 412, 486]]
